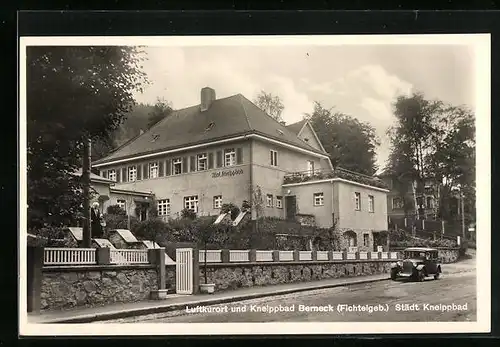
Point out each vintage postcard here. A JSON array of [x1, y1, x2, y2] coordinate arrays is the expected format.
[[19, 34, 490, 336]]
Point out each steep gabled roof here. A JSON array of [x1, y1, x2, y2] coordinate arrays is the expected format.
[[286, 119, 307, 135], [93, 93, 327, 166]]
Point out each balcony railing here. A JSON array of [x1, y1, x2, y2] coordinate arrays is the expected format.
[[283, 167, 389, 189]]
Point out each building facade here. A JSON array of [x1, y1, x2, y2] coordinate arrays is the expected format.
[[92, 87, 389, 249]]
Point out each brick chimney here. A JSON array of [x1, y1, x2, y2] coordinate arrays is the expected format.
[[200, 87, 216, 112]]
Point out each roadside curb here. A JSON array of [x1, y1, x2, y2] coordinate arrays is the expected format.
[[37, 276, 390, 323]]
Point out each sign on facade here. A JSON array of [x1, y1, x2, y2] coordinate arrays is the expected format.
[[211, 168, 244, 178]]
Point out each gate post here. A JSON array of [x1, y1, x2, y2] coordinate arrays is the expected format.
[[27, 246, 44, 313], [149, 247, 167, 299], [192, 246, 200, 294]]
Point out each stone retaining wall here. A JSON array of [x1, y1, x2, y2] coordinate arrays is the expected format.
[[41, 265, 158, 311], [198, 260, 392, 293]]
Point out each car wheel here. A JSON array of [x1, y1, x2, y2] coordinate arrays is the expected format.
[[390, 269, 399, 281], [434, 272, 441, 280], [417, 270, 425, 282]]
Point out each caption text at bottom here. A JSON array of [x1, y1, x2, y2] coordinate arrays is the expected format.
[[185, 303, 468, 314]]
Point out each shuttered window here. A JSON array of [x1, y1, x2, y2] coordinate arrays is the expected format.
[[143, 163, 149, 179], [190, 156, 196, 172], [236, 147, 243, 164], [137, 165, 142, 180], [116, 169, 121, 182], [159, 160, 164, 177], [102, 170, 108, 178], [121, 168, 128, 182], [208, 152, 214, 169], [166, 159, 172, 176], [182, 157, 188, 173], [216, 151, 223, 168]]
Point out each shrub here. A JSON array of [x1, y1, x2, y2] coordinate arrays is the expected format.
[[220, 203, 240, 220], [132, 218, 170, 243], [103, 213, 139, 232], [106, 204, 126, 216], [181, 208, 197, 220]]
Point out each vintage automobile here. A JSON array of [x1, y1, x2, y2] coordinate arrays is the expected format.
[[390, 247, 442, 281]]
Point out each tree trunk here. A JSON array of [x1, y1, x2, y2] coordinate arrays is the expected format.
[[82, 136, 92, 248]]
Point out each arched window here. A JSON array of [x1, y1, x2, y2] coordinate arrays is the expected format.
[[343, 230, 357, 247]]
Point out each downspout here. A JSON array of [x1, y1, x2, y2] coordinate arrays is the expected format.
[[248, 136, 254, 218]]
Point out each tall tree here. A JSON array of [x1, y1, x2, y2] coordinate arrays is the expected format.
[[27, 46, 149, 230], [386, 92, 475, 225], [305, 102, 380, 175], [253, 90, 285, 123], [386, 92, 443, 219], [147, 97, 174, 129]]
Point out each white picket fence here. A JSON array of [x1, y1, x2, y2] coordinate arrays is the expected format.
[[199, 250, 222, 263], [332, 251, 343, 260], [44, 248, 96, 265], [381, 252, 389, 260], [390, 252, 399, 259], [316, 251, 329, 261], [359, 251, 368, 260], [110, 249, 149, 264], [256, 250, 274, 262], [229, 250, 250, 262], [279, 251, 294, 261], [299, 251, 312, 261], [370, 252, 379, 259]]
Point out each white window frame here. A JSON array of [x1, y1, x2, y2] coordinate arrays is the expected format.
[[266, 194, 273, 207], [213, 195, 223, 209], [270, 150, 278, 167], [368, 195, 374, 213], [128, 166, 137, 182], [355, 192, 361, 211], [149, 161, 159, 179], [314, 192, 324, 206], [224, 148, 236, 167], [108, 169, 116, 182], [184, 195, 199, 213], [276, 196, 283, 209], [157, 199, 171, 217], [197, 153, 208, 171], [173, 158, 182, 175], [117, 199, 126, 212]]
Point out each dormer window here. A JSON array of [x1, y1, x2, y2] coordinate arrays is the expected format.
[[276, 129, 284, 135], [205, 122, 215, 132], [151, 134, 160, 142]]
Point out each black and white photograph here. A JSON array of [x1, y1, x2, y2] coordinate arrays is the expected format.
[[19, 34, 490, 335]]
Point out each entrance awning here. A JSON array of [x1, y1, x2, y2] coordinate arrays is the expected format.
[[133, 197, 151, 204]]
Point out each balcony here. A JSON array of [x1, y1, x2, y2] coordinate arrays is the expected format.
[[283, 167, 389, 190]]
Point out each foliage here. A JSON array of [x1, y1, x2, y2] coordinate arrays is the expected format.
[[389, 228, 457, 248], [147, 97, 174, 129], [106, 204, 127, 216], [103, 213, 139, 231], [220, 203, 240, 220], [132, 218, 170, 244], [253, 90, 285, 123], [305, 102, 380, 175], [27, 46, 148, 229], [385, 92, 475, 225], [180, 208, 197, 220]]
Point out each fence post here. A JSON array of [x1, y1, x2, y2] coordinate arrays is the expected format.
[[192, 246, 200, 294], [342, 250, 348, 260], [312, 250, 318, 261], [27, 246, 44, 313], [272, 250, 280, 262], [96, 247, 110, 265], [293, 250, 300, 261], [249, 250, 257, 262], [327, 250, 333, 261], [221, 249, 230, 263], [148, 248, 167, 299], [367, 251, 372, 260]]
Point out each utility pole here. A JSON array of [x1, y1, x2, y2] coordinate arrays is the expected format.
[[82, 136, 92, 248]]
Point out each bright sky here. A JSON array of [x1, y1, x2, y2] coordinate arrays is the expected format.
[[133, 43, 475, 172]]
